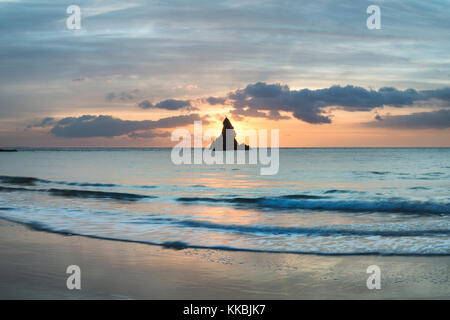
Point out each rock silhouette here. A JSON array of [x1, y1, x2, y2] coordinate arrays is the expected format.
[[209, 117, 250, 151]]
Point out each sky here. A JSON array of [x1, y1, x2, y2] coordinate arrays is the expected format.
[[0, 0, 449, 147]]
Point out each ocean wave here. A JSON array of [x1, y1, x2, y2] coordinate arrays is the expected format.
[[0, 186, 34, 192], [2, 217, 448, 256], [280, 194, 328, 199], [54, 181, 156, 189], [62, 182, 118, 187], [353, 171, 390, 176], [370, 171, 390, 175], [177, 196, 263, 203], [0, 175, 156, 189], [176, 194, 328, 203], [177, 220, 450, 237], [0, 176, 45, 186], [424, 172, 444, 176], [0, 184, 154, 201], [324, 189, 363, 194], [48, 188, 155, 201], [176, 196, 450, 214]]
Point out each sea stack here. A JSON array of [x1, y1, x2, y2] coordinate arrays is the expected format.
[[209, 117, 250, 151]]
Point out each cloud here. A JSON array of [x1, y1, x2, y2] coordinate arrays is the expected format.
[[49, 114, 206, 138], [1, 1, 448, 95], [204, 96, 227, 105], [420, 88, 450, 104], [137, 100, 153, 109], [365, 109, 450, 129], [154, 99, 193, 110], [128, 131, 171, 139], [138, 99, 195, 110], [27, 117, 56, 128], [106, 89, 141, 101], [226, 82, 450, 124], [236, 82, 288, 98]]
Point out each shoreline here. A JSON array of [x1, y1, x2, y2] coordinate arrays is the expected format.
[[0, 218, 449, 299], [3, 216, 449, 257]]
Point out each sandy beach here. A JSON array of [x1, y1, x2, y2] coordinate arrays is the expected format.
[[0, 218, 448, 300]]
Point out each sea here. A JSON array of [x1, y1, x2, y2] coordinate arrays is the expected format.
[[0, 148, 449, 255]]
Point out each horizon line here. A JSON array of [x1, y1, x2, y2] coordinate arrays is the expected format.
[[3, 146, 450, 150]]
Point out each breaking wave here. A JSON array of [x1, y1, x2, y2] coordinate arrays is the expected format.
[[1, 217, 448, 256], [176, 196, 450, 214], [0, 176, 43, 186], [0, 175, 156, 189], [176, 219, 450, 237], [47, 188, 155, 201], [0, 184, 154, 201]]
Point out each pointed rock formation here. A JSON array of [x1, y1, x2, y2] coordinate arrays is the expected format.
[[209, 117, 250, 151]]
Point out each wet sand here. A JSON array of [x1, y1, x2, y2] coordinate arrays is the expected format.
[[0, 219, 448, 299]]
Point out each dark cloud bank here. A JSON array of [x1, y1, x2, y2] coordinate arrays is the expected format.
[[219, 83, 450, 125], [193, 82, 449, 128], [138, 99, 195, 111], [49, 114, 206, 138], [366, 109, 450, 129]]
